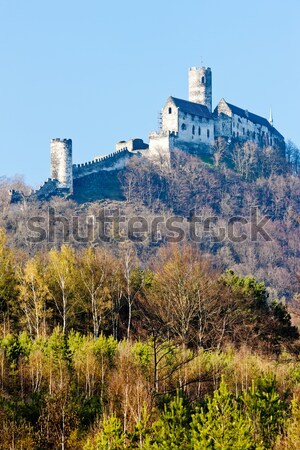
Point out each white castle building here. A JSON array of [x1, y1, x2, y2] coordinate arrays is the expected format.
[[148, 66, 284, 161]]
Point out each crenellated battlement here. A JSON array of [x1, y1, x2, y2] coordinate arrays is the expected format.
[[73, 147, 134, 179], [189, 66, 211, 71], [51, 138, 72, 143], [31, 178, 58, 194], [74, 147, 129, 169], [30, 178, 60, 200]]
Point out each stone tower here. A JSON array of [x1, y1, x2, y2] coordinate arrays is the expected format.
[[188, 66, 212, 113], [50, 138, 73, 193]]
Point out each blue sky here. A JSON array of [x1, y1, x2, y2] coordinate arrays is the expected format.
[[0, 0, 299, 186]]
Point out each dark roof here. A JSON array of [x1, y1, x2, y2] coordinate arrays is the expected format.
[[170, 97, 212, 119], [224, 101, 284, 139]]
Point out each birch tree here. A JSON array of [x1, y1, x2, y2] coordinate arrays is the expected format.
[[19, 255, 50, 338], [47, 246, 77, 334], [77, 247, 114, 338]]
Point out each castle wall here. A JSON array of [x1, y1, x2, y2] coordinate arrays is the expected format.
[[73, 148, 133, 179], [214, 114, 232, 138], [73, 169, 125, 203], [50, 139, 73, 192], [148, 132, 175, 165], [177, 110, 214, 145], [31, 178, 60, 200]]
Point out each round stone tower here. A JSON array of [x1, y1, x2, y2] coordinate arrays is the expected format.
[[50, 138, 73, 193], [188, 66, 212, 113]]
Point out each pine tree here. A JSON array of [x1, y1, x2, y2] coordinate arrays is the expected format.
[[244, 375, 287, 449], [83, 415, 126, 450], [144, 393, 191, 450], [275, 393, 300, 449], [191, 380, 261, 450]]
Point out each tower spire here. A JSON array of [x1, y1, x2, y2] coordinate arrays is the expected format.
[[269, 108, 273, 127]]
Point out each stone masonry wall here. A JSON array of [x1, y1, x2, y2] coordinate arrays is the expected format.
[[31, 178, 60, 200], [177, 110, 214, 146], [73, 148, 133, 179]]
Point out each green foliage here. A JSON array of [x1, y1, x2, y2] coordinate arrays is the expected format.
[[0, 330, 299, 449], [67, 329, 86, 355], [219, 271, 299, 349], [130, 268, 144, 290], [46, 325, 68, 361], [94, 334, 118, 365], [0, 241, 298, 448], [191, 380, 261, 450], [146, 393, 191, 450], [221, 270, 269, 308], [270, 301, 298, 339], [83, 415, 125, 450], [18, 331, 32, 359], [132, 341, 152, 372], [244, 375, 287, 449], [1, 333, 21, 367], [1, 331, 33, 366], [78, 396, 102, 427], [277, 392, 300, 449]]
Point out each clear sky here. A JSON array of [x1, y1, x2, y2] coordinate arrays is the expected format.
[[0, 0, 299, 186]]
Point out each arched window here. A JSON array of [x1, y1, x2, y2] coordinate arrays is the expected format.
[[201, 76, 205, 83], [181, 123, 186, 131], [207, 129, 210, 138], [192, 125, 195, 135], [198, 126, 201, 135], [168, 107, 172, 114]]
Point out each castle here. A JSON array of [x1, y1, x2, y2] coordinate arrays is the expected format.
[[10, 66, 285, 203], [148, 67, 283, 161]]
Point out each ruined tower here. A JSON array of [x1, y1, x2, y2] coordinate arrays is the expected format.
[[50, 138, 73, 193], [188, 66, 212, 113]]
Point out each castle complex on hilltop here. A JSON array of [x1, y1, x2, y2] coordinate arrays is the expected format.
[[148, 66, 283, 160], [10, 66, 285, 203]]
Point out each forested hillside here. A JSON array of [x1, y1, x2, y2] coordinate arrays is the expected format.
[[0, 235, 299, 449], [1, 140, 300, 448], [1, 140, 300, 302]]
